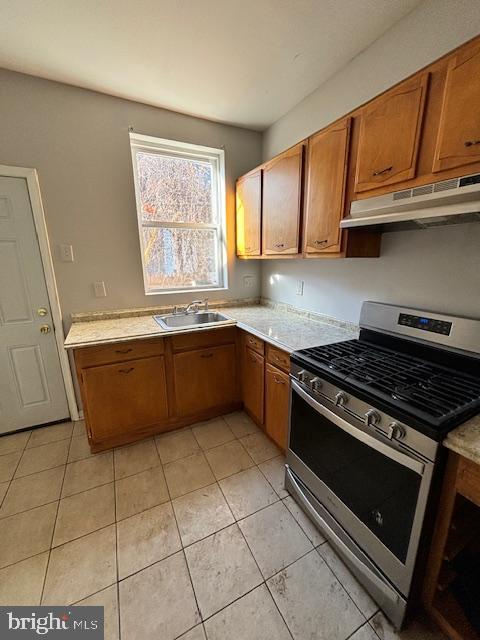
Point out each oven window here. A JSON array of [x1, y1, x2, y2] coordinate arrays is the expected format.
[[290, 391, 421, 564]]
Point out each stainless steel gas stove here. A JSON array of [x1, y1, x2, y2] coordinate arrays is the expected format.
[[285, 302, 480, 629]]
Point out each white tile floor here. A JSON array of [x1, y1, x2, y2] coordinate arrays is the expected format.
[[0, 412, 446, 640]]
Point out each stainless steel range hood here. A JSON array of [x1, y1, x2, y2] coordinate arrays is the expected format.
[[340, 173, 480, 231]]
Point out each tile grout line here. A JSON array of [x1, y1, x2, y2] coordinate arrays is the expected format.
[[161, 451, 204, 636], [112, 439, 122, 640], [39, 426, 75, 605], [206, 447, 295, 640]]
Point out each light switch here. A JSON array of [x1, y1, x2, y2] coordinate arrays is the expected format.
[[296, 280, 304, 296], [59, 244, 74, 262], [93, 281, 107, 297], [243, 275, 255, 288]]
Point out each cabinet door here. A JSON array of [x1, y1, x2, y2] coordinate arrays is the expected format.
[[265, 363, 290, 450], [242, 346, 264, 425], [433, 41, 480, 173], [304, 119, 350, 254], [354, 73, 429, 193], [262, 143, 304, 255], [82, 356, 168, 441], [174, 344, 237, 417], [236, 170, 261, 256]]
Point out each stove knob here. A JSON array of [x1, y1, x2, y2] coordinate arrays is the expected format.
[[310, 377, 322, 392], [297, 369, 307, 383], [364, 409, 381, 427], [334, 391, 348, 407], [387, 422, 406, 441]]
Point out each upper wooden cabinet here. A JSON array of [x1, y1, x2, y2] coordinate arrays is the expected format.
[[354, 74, 429, 194], [433, 41, 480, 173], [262, 143, 304, 255], [236, 169, 261, 256], [303, 119, 350, 254]]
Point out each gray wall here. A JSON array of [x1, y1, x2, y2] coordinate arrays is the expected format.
[[0, 69, 263, 331], [261, 0, 480, 323]]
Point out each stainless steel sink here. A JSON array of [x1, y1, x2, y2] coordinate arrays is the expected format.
[[153, 311, 230, 330]]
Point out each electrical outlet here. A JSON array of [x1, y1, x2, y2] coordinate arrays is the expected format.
[[93, 281, 107, 297], [243, 275, 255, 288], [296, 280, 304, 296], [59, 244, 74, 262]]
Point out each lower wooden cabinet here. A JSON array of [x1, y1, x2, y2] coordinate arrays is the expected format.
[[265, 363, 290, 450], [81, 355, 169, 441], [74, 329, 240, 451], [174, 344, 238, 417], [242, 346, 264, 425]]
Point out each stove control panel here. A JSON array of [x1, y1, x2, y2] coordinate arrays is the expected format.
[[398, 313, 452, 336]]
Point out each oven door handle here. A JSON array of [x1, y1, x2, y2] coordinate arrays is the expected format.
[[286, 465, 402, 606], [291, 380, 425, 476]]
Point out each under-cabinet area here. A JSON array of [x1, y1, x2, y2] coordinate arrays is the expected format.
[[73, 326, 291, 453]]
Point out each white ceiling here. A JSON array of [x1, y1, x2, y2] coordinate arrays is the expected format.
[[0, 0, 423, 130]]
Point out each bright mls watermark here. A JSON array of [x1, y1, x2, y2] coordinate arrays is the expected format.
[[0, 607, 104, 639]]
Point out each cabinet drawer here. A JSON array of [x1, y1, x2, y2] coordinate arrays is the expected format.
[[171, 327, 236, 352], [457, 456, 480, 508], [243, 332, 264, 355], [74, 338, 164, 368], [266, 344, 290, 373]]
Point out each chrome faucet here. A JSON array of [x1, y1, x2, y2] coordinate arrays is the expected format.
[[185, 298, 209, 314]]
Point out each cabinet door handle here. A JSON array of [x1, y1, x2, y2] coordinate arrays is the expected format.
[[273, 376, 286, 385], [464, 139, 480, 147], [373, 165, 393, 176], [245, 246, 252, 252], [274, 243, 285, 249], [115, 348, 133, 354], [118, 367, 134, 374], [200, 353, 213, 358], [314, 239, 328, 245]]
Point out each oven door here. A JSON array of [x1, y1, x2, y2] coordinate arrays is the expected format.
[[287, 379, 434, 597]]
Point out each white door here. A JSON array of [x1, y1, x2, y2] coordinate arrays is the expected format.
[[0, 176, 69, 433]]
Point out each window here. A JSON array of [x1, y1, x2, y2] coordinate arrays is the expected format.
[[130, 133, 227, 294]]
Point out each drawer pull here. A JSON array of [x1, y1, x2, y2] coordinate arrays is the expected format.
[[200, 353, 213, 358], [464, 139, 480, 147], [373, 165, 393, 176], [248, 337, 257, 344], [115, 348, 133, 354], [118, 367, 134, 374], [274, 376, 286, 385]]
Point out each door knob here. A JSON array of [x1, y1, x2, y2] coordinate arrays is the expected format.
[[37, 308, 48, 317], [40, 325, 51, 334]]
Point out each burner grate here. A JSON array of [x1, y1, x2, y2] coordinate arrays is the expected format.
[[300, 340, 480, 427]]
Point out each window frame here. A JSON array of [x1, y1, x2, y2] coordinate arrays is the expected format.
[[129, 132, 228, 295]]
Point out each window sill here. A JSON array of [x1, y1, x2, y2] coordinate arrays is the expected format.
[[145, 286, 229, 296]]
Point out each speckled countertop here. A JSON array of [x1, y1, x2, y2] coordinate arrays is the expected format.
[[64, 303, 358, 353], [444, 415, 480, 466]]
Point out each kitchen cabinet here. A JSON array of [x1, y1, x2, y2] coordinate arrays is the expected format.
[[265, 363, 290, 450], [262, 142, 304, 255], [303, 119, 350, 254], [173, 344, 238, 417], [74, 329, 240, 451], [242, 346, 264, 425], [81, 356, 169, 442], [423, 451, 480, 640], [236, 169, 262, 256], [354, 73, 429, 193], [433, 40, 480, 173]]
